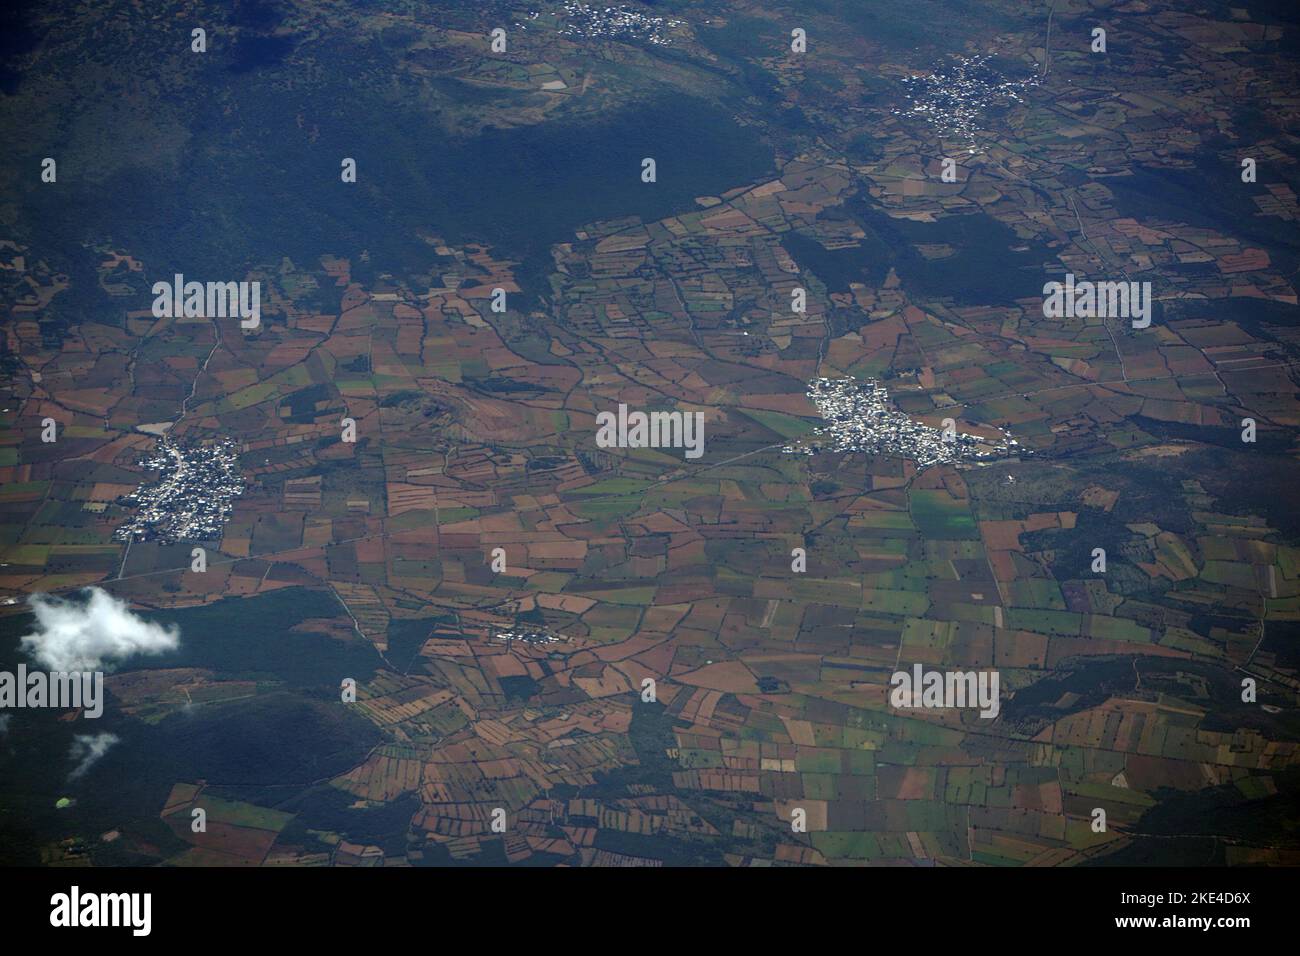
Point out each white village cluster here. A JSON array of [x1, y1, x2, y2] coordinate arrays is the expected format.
[[114, 439, 245, 544], [492, 627, 565, 646], [547, 3, 685, 45], [784, 377, 1017, 468], [897, 54, 1038, 147]]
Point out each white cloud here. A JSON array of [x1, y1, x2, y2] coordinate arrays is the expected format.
[[21, 587, 180, 672], [68, 732, 119, 780]]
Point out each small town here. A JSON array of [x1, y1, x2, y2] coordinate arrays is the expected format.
[[785, 377, 1018, 467], [897, 53, 1038, 148], [114, 439, 245, 543], [544, 3, 685, 45]]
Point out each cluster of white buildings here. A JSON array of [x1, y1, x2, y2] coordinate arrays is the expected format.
[[784, 377, 1017, 468], [897, 54, 1037, 147], [114, 439, 244, 543], [549, 3, 685, 45], [492, 627, 565, 646]]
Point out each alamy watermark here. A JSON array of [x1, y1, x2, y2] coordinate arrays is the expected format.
[[595, 403, 704, 459], [0, 665, 103, 718], [152, 273, 260, 329], [1042, 273, 1151, 328], [50, 886, 150, 936], [889, 664, 1000, 719]]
